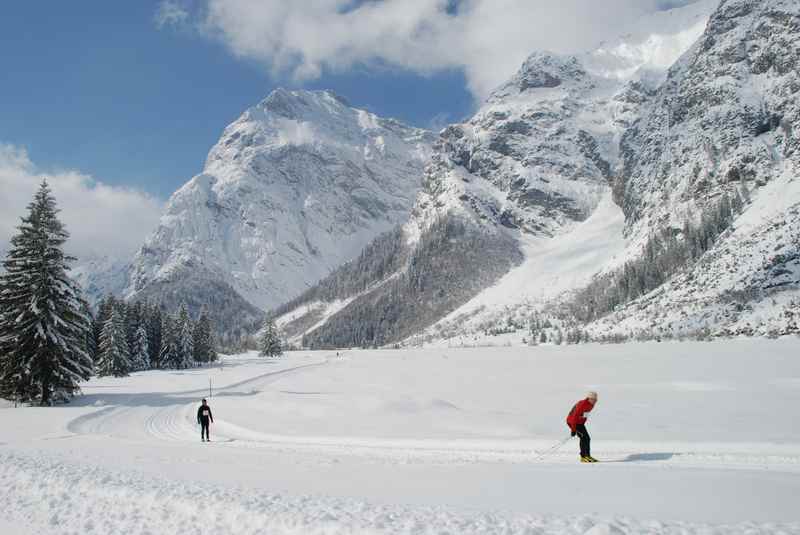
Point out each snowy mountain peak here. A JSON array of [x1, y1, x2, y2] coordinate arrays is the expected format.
[[256, 88, 351, 119], [127, 89, 435, 318], [205, 88, 431, 179], [514, 52, 586, 90]]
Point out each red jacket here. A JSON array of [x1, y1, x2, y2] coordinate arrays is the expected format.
[[566, 399, 594, 431]]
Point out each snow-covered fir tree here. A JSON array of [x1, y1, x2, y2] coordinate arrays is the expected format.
[[0, 180, 93, 404], [130, 324, 150, 372], [124, 300, 143, 356], [88, 298, 219, 372], [146, 304, 162, 369], [193, 309, 216, 364], [259, 317, 283, 358], [97, 306, 131, 377], [82, 300, 98, 364], [159, 313, 180, 369], [91, 295, 116, 363], [176, 304, 195, 369]]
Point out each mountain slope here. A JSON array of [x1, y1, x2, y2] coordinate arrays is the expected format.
[[126, 90, 434, 320]]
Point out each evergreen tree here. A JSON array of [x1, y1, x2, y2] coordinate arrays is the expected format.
[[92, 295, 116, 363], [83, 301, 99, 363], [130, 324, 150, 372], [0, 181, 93, 404], [96, 305, 131, 377], [193, 309, 216, 365], [176, 303, 194, 369], [159, 313, 179, 369], [259, 317, 283, 357], [125, 300, 142, 353], [146, 304, 163, 369]]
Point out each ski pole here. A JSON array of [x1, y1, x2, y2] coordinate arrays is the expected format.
[[533, 436, 572, 461]]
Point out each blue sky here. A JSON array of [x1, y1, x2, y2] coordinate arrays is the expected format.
[[0, 1, 473, 198]]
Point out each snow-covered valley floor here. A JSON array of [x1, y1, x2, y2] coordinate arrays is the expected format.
[[3, 339, 800, 534]]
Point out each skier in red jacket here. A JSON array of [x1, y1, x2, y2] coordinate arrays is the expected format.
[[566, 391, 598, 462]]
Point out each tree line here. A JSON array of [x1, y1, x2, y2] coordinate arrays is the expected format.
[[92, 296, 217, 377]]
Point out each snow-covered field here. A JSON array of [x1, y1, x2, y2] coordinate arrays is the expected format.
[[3, 339, 800, 534]]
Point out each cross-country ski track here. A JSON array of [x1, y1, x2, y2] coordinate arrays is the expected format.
[[2, 340, 800, 534]]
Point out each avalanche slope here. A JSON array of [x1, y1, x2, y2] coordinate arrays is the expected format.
[[420, 191, 627, 343], [2, 339, 800, 534]]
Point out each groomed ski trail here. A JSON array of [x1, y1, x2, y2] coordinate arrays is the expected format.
[[67, 358, 329, 444]]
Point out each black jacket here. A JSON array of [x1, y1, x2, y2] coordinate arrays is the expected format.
[[197, 405, 213, 423]]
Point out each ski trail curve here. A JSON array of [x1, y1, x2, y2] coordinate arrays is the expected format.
[[67, 359, 330, 443]]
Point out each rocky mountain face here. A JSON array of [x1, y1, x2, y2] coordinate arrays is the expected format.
[[618, 0, 799, 242], [125, 90, 434, 327], [413, 52, 621, 237]]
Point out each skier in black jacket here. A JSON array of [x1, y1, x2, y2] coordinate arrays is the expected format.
[[197, 398, 214, 442]]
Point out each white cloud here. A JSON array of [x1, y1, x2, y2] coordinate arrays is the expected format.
[[165, 0, 714, 100], [155, 0, 191, 30], [0, 144, 163, 260], [275, 118, 321, 147]]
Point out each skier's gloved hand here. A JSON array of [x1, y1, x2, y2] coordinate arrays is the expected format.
[[570, 430, 576, 437]]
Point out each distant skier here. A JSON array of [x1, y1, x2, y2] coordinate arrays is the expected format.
[[566, 391, 598, 463], [197, 398, 214, 442]]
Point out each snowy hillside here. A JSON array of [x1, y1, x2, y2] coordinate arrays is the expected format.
[[126, 89, 434, 317], [2, 340, 800, 534]]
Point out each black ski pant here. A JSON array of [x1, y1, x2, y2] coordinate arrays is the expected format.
[[200, 417, 210, 441], [576, 424, 590, 457]]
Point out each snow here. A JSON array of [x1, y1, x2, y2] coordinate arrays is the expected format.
[[2, 339, 800, 533], [732, 167, 800, 238], [274, 117, 320, 147], [274, 297, 358, 345]]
